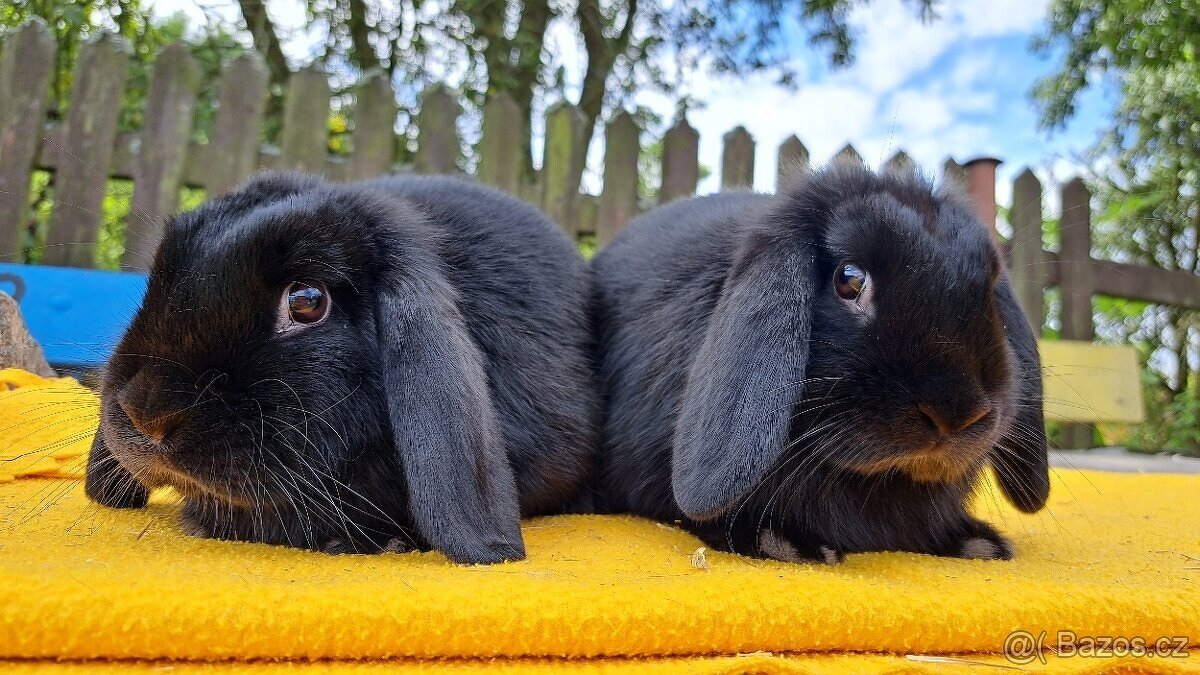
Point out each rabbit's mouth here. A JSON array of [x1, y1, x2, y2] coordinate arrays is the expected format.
[[136, 453, 261, 508], [104, 430, 257, 508], [839, 441, 992, 483]]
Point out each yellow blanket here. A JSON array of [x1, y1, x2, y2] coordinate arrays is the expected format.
[[1, 369, 1197, 673]]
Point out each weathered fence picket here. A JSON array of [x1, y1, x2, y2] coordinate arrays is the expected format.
[[477, 92, 522, 194], [659, 116, 699, 204], [835, 143, 864, 165], [540, 102, 587, 234], [0, 19, 55, 261], [348, 71, 397, 181], [126, 43, 200, 269], [720, 126, 754, 190], [45, 34, 130, 268], [942, 158, 967, 190], [596, 111, 639, 247], [1009, 169, 1045, 325], [205, 53, 269, 196], [279, 66, 331, 173], [1057, 178, 1097, 447], [777, 135, 809, 190], [415, 85, 461, 175], [882, 150, 914, 176]]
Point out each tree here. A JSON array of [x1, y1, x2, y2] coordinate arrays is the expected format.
[[1035, 0, 1200, 450], [234, 0, 935, 187]]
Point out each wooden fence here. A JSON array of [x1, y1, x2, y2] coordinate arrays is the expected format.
[[2, 21, 1199, 366]]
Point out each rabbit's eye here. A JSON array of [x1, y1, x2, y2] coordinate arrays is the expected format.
[[834, 262, 868, 301], [285, 282, 330, 325]]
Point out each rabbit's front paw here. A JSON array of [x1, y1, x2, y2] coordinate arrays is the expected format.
[[757, 529, 844, 565]]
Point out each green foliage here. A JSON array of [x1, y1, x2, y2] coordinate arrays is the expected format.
[[95, 180, 133, 269], [577, 233, 598, 261], [1124, 359, 1200, 455], [1036, 0, 1200, 451], [638, 139, 664, 204]]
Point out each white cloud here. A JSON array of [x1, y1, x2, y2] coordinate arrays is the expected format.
[[954, 0, 1049, 37], [950, 50, 994, 89], [886, 90, 954, 136], [630, 0, 1065, 195], [844, 1, 959, 93]]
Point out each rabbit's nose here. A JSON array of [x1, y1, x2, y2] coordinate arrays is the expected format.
[[117, 376, 181, 443], [118, 398, 181, 443], [917, 402, 991, 436]]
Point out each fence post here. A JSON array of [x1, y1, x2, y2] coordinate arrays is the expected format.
[[1059, 177, 1096, 448], [882, 150, 914, 176], [721, 126, 754, 191], [347, 71, 396, 180], [1009, 169, 1045, 329], [660, 115, 698, 204], [204, 53, 268, 196], [125, 43, 200, 269], [835, 144, 864, 165], [280, 66, 331, 173], [44, 33, 131, 268], [777, 135, 809, 191], [477, 91, 522, 194], [964, 157, 1001, 241], [415, 84, 461, 174], [941, 157, 967, 191], [0, 19, 56, 262], [541, 101, 586, 233], [596, 111, 639, 247]]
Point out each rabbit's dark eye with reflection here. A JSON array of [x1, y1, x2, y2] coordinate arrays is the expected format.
[[284, 282, 329, 326], [833, 262, 868, 301], [591, 162, 1048, 564]]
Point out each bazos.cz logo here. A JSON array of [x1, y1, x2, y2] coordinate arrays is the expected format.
[[1004, 630, 1191, 665]]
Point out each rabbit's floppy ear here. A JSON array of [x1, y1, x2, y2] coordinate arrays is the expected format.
[[376, 262, 525, 564], [673, 230, 818, 521], [990, 275, 1050, 512]]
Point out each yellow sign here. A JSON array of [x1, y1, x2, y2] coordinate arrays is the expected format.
[[1038, 340, 1145, 424]]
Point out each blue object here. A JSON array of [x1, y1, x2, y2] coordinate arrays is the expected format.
[[0, 263, 148, 369]]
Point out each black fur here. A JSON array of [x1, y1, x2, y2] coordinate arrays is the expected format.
[[85, 173, 598, 563], [591, 163, 1048, 563]]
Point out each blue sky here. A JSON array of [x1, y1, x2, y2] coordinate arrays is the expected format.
[[148, 0, 1114, 211], [622, 0, 1117, 206]]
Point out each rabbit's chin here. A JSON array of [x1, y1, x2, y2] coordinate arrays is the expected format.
[[142, 455, 263, 507], [839, 443, 992, 484], [104, 436, 263, 509]]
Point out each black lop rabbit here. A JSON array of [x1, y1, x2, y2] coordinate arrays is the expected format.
[[591, 163, 1048, 563], [86, 173, 598, 564]]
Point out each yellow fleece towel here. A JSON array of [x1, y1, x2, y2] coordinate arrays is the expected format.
[[0, 369, 1197, 674]]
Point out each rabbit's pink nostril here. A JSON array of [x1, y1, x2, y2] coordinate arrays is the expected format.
[[917, 402, 991, 436]]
